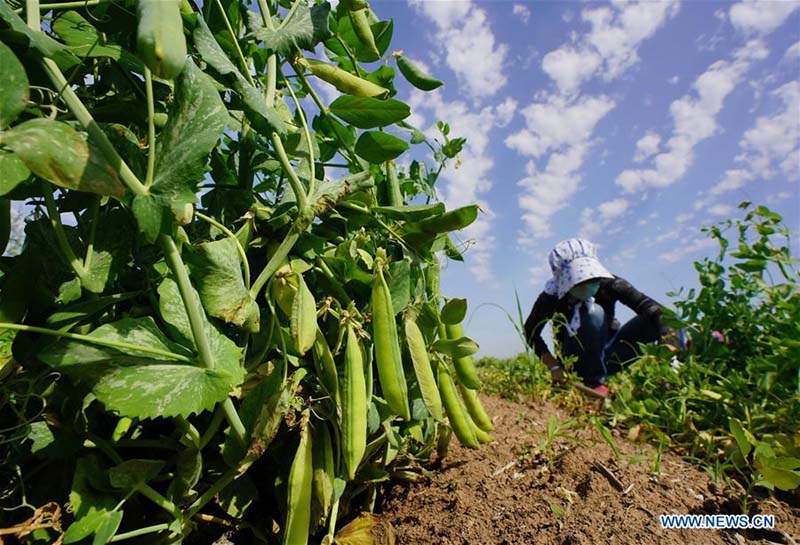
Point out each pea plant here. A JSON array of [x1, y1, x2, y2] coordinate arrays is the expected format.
[[0, 0, 494, 543], [607, 203, 800, 497]]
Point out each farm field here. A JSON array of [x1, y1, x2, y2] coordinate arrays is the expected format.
[[1, 0, 799, 544]]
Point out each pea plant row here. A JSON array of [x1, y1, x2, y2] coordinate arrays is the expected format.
[[0, 0, 494, 543]]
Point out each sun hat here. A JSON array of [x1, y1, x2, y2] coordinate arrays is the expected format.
[[547, 238, 613, 299]]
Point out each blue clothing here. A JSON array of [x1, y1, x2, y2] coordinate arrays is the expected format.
[[562, 303, 660, 386]]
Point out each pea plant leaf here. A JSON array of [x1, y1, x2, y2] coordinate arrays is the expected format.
[[440, 298, 467, 325], [329, 96, 410, 129], [108, 459, 165, 489], [188, 237, 260, 332], [0, 119, 126, 197], [134, 58, 227, 241], [0, 41, 28, 129], [0, 1, 77, 68], [52, 10, 143, 73], [254, 1, 332, 56], [0, 150, 31, 196], [354, 131, 409, 163], [157, 276, 244, 376]]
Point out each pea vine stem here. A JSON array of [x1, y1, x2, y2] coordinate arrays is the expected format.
[[144, 66, 156, 189], [160, 235, 247, 445], [43, 190, 87, 278]]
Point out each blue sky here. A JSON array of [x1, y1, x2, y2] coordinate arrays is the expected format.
[[357, 0, 800, 357]]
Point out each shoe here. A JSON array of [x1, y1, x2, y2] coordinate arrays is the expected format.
[[576, 383, 610, 399]]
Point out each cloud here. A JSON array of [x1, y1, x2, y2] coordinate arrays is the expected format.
[[659, 236, 716, 263], [669, 75, 680, 85], [711, 81, 800, 195], [728, 0, 799, 36], [408, 91, 518, 281], [409, 0, 509, 99], [513, 3, 531, 25], [784, 41, 800, 62], [541, 46, 602, 95], [708, 204, 734, 216], [504, 94, 615, 158], [579, 198, 630, 239], [634, 131, 661, 162], [616, 40, 769, 193]]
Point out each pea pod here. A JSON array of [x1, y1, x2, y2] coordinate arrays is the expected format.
[[444, 323, 481, 389], [459, 384, 494, 432], [291, 273, 317, 356], [437, 365, 478, 449], [342, 324, 367, 480], [298, 58, 388, 98], [283, 418, 313, 545], [312, 328, 340, 408], [394, 53, 443, 91], [311, 422, 335, 527], [136, 0, 187, 79], [349, 9, 380, 59], [371, 260, 410, 420], [404, 316, 443, 421]]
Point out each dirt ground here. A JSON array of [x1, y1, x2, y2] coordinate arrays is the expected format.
[[379, 395, 800, 545]]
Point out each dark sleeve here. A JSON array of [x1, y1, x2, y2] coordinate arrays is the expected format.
[[523, 292, 557, 359], [608, 276, 665, 331]]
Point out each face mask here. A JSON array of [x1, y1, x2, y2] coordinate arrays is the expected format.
[[569, 281, 600, 301]]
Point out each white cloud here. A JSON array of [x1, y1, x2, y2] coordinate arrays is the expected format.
[[541, 46, 602, 95], [409, 0, 509, 99], [579, 198, 630, 239], [634, 131, 661, 162], [659, 236, 716, 263], [504, 94, 615, 158], [709, 204, 734, 216], [513, 3, 531, 25], [729, 0, 799, 36], [669, 75, 680, 85], [711, 81, 800, 195], [783, 40, 800, 62], [616, 40, 769, 193], [676, 212, 694, 224], [407, 91, 518, 281], [767, 191, 793, 206]]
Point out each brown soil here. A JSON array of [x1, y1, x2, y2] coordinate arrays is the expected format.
[[379, 395, 800, 545]]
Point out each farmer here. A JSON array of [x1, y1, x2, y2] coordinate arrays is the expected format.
[[524, 238, 665, 398]]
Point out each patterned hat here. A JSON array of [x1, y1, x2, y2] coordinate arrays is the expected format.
[[548, 238, 613, 298]]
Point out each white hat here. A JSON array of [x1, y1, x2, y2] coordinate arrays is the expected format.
[[548, 238, 613, 298]]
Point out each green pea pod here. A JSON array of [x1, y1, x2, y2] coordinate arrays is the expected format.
[[311, 422, 335, 526], [299, 58, 389, 98], [137, 0, 187, 80], [395, 54, 443, 91], [341, 0, 369, 10], [283, 419, 313, 545], [437, 365, 479, 449], [404, 316, 443, 421], [312, 328, 340, 408], [349, 9, 380, 59], [371, 263, 411, 420], [342, 324, 367, 480], [0, 199, 10, 255], [444, 323, 481, 389], [459, 384, 494, 432], [291, 273, 317, 356]]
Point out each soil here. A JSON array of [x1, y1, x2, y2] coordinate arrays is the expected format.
[[378, 395, 800, 545]]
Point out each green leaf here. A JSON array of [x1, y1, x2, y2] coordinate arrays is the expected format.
[[729, 418, 752, 458], [232, 77, 289, 138], [81, 208, 133, 294], [0, 119, 126, 197], [0, 1, 77, 68], [92, 360, 241, 419], [329, 96, 410, 129], [0, 41, 28, 128], [193, 18, 237, 76], [52, 11, 143, 73], [387, 260, 410, 315], [440, 298, 467, 325], [38, 317, 191, 369], [47, 292, 139, 329], [431, 337, 479, 358], [157, 277, 243, 373], [64, 456, 117, 544], [354, 131, 408, 163], [138, 58, 227, 239], [760, 465, 800, 491], [109, 459, 164, 489], [0, 150, 31, 195], [26, 421, 55, 454], [92, 510, 123, 545], [255, 1, 332, 56], [189, 238, 259, 332]]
